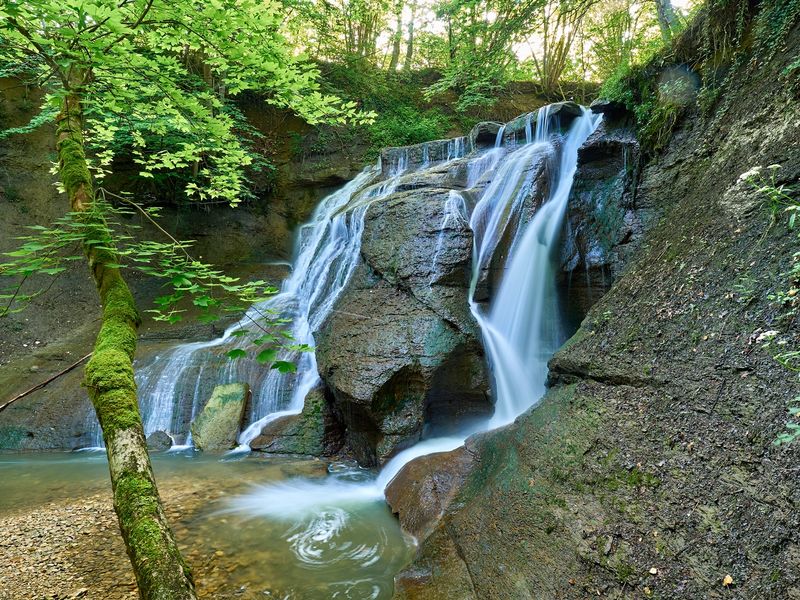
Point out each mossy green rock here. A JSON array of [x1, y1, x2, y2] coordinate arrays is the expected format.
[[190, 383, 249, 451]]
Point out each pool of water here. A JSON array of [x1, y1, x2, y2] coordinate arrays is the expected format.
[[0, 451, 415, 599]]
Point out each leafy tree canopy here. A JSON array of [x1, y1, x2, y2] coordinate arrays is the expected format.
[[0, 0, 373, 204]]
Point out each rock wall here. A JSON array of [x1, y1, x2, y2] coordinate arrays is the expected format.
[[392, 22, 800, 600], [560, 118, 642, 329]]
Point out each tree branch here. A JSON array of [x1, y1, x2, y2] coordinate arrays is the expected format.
[[0, 353, 92, 413]]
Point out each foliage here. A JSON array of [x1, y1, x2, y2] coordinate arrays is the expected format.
[[774, 404, 800, 445], [0, 195, 272, 320], [311, 62, 456, 156], [0, 0, 372, 206], [741, 165, 799, 224], [742, 165, 800, 445], [598, 51, 694, 155], [366, 105, 451, 153], [695, 0, 800, 118], [0, 103, 58, 140], [0, 190, 309, 366], [582, 0, 664, 81]]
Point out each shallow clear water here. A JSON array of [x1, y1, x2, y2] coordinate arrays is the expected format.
[[0, 452, 415, 599]]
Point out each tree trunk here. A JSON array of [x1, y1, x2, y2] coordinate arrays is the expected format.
[[57, 91, 197, 600], [403, 2, 416, 70], [447, 16, 455, 61], [388, 5, 403, 71], [654, 0, 679, 42]]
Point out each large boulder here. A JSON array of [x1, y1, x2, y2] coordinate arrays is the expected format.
[[146, 430, 173, 451], [316, 180, 491, 466], [467, 121, 504, 150], [385, 445, 475, 541], [589, 97, 628, 119], [190, 383, 249, 451], [249, 387, 343, 456]]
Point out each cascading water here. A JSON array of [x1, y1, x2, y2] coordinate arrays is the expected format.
[[470, 105, 601, 427], [86, 141, 468, 448], [227, 106, 601, 521], [430, 190, 469, 283]]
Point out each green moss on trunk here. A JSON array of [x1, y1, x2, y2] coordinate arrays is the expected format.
[[56, 90, 197, 600]]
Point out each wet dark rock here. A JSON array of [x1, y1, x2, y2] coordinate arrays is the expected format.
[[316, 182, 490, 466], [385, 445, 475, 541], [560, 121, 641, 323], [250, 387, 343, 456], [145, 430, 173, 451], [467, 121, 503, 150], [590, 98, 628, 119]]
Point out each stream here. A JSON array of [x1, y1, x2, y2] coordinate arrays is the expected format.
[[0, 451, 414, 599]]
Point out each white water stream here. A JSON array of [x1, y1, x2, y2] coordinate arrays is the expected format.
[[227, 106, 601, 519], [87, 139, 470, 448]]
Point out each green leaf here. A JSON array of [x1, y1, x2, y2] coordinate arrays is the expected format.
[[271, 360, 296, 373], [255, 348, 277, 363], [226, 348, 247, 360]]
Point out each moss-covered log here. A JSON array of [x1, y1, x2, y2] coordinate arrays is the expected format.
[[56, 91, 197, 600]]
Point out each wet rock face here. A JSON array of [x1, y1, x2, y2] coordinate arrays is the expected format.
[[560, 120, 642, 324], [564, 121, 642, 277], [250, 387, 344, 456], [316, 182, 491, 466], [384, 445, 475, 541], [145, 430, 173, 451], [468, 121, 503, 150]]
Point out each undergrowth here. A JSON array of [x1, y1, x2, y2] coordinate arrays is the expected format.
[[741, 165, 800, 444], [600, 0, 800, 155]]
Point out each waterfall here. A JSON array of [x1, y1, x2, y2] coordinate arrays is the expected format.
[[430, 190, 469, 283], [494, 125, 506, 148], [86, 143, 468, 448], [227, 105, 601, 519], [472, 106, 600, 428]]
